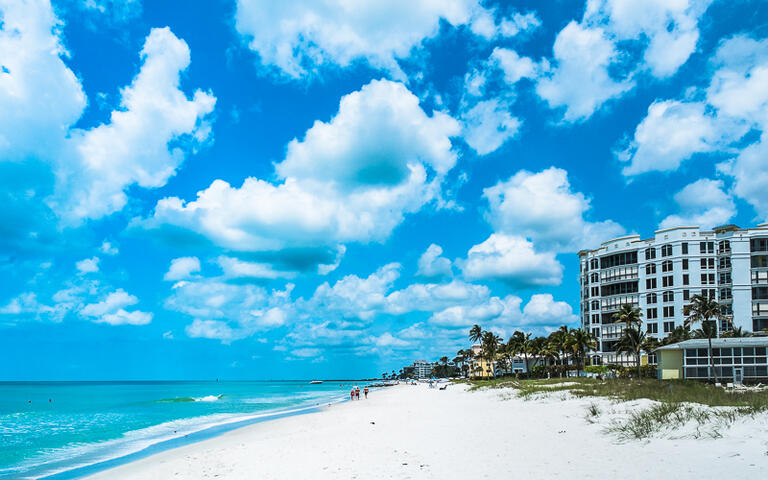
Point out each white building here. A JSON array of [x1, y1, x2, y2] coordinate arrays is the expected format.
[[578, 224, 768, 365], [412, 360, 436, 378]]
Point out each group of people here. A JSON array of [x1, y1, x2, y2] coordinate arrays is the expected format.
[[349, 385, 369, 400]]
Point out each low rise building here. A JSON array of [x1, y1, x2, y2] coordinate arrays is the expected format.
[[412, 360, 436, 379], [656, 337, 768, 383]]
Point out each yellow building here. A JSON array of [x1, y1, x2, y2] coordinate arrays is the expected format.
[[470, 344, 496, 378]]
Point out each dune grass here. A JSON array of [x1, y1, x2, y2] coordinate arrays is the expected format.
[[463, 377, 768, 439]]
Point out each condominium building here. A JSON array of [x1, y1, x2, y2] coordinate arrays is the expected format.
[[412, 360, 437, 379], [578, 224, 768, 365]]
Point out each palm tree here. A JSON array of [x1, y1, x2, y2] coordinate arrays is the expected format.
[[722, 326, 751, 338], [469, 324, 483, 345], [570, 329, 597, 376], [614, 326, 646, 378], [613, 304, 643, 330], [481, 331, 503, 377], [662, 325, 693, 345], [549, 326, 571, 375], [439, 356, 449, 366], [684, 294, 729, 383]]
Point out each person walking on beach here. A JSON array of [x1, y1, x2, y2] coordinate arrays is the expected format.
[[355, 386, 360, 400], [363, 386, 369, 399], [350, 388, 355, 401]]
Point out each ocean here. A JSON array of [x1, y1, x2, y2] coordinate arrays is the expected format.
[[0, 380, 356, 479]]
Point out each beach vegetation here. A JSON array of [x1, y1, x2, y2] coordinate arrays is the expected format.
[[683, 294, 731, 383]]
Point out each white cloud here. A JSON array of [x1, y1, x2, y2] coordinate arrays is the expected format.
[[100, 241, 119, 255], [54, 27, 216, 221], [522, 294, 578, 325], [459, 234, 563, 287], [164, 256, 201, 281], [0, 2, 214, 225], [234, 0, 498, 79], [483, 167, 624, 251], [386, 279, 491, 316], [536, 21, 633, 122], [416, 244, 452, 278], [278, 79, 458, 185], [300, 263, 400, 321], [144, 79, 459, 265], [659, 179, 736, 229], [618, 100, 737, 175], [80, 288, 152, 325], [216, 256, 295, 280], [167, 279, 293, 341], [491, 47, 538, 86], [720, 135, 768, 220], [584, 0, 713, 78], [498, 12, 541, 38], [76, 257, 100, 274], [461, 99, 520, 155], [0, 0, 85, 159]]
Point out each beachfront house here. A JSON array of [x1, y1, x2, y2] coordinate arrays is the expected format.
[[655, 337, 768, 383]]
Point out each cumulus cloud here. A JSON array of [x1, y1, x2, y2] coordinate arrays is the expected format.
[[617, 100, 732, 175], [619, 35, 768, 219], [54, 27, 216, 221], [216, 256, 296, 280], [80, 288, 152, 325], [660, 179, 735, 230], [0, 1, 215, 228], [143, 79, 460, 269], [536, 22, 633, 122], [521, 294, 578, 325], [0, 0, 85, 160], [459, 234, 563, 287], [584, 0, 713, 78], [491, 47, 538, 86], [416, 244, 452, 279], [483, 167, 624, 251], [75, 257, 100, 274], [461, 99, 520, 155], [234, 0, 511, 79], [100, 241, 119, 256], [166, 278, 293, 342], [164, 256, 201, 281]]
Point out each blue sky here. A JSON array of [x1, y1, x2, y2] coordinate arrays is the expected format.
[[1, 0, 767, 380]]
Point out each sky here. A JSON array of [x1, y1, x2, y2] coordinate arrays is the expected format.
[[1, 0, 767, 380]]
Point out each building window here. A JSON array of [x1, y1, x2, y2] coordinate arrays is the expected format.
[[752, 271, 768, 284], [662, 275, 674, 287], [591, 314, 600, 324], [750, 238, 768, 252], [683, 274, 689, 286], [646, 263, 656, 275], [663, 291, 674, 302], [704, 289, 716, 300], [700, 241, 714, 254], [752, 255, 768, 268], [663, 306, 675, 318], [646, 308, 658, 319], [591, 286, 599, 297], [590, 273, 599, 283], [701, 273, 715, 285], [682, 258, 688, 270], [719, 257, 731, 269], [720, 288, 732, 300], [661, 260, 673, 272], [682, 242, 688, 254], [646, 247, 656, 260], [718, 240, 730, 254], [646, 293, 657, 304], [646, 278, 657, 289], [590, 258, 599, 270], [646, 323, 658, 334], [701, 258, 715, 269], [719, 272, 732, 284], [591, 300, 600, 310], [663, 321, 675, 333], [661, 245, 672, 257], [683, 289, 690, 300], [591, 327, 600, 337]]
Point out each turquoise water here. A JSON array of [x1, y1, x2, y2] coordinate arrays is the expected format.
[[0, 381, 354, 479]]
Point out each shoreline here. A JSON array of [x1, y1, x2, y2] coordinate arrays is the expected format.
[[80, 382, 768, 479], [34, 396, 348, 480]]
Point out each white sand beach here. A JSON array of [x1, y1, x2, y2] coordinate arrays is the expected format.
[[86, 383, 768, 479]]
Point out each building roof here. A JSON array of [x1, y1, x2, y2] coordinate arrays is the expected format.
[[655, 337, 768, 351]]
